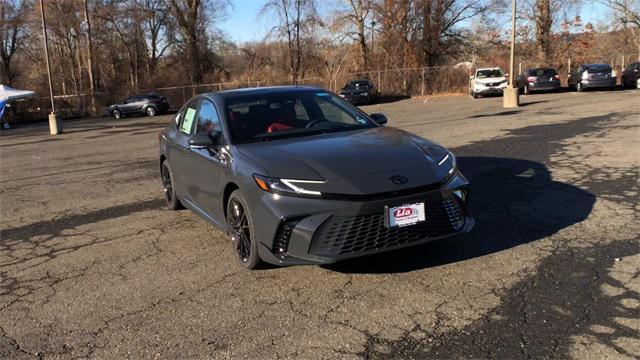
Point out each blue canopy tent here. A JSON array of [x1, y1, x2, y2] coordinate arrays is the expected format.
[[0, 84, 36, 129]]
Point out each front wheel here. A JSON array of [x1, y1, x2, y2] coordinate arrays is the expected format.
[[146, 107, 157, 116], [161, 161, 183, 210], [577, 82, 584, 92], [523, 85, 530, 95], [226, 191, 261, 269], [111, 109, 122, 119]]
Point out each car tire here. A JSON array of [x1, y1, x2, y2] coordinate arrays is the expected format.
[[523, 85, 530, 95], [111, 109, 122, 119], [577, 82, 584, 92], [226, 190, 261, 270], [146, 106, 157, 117], [636, 79, 640, 89], [160, 160, 183, 210]]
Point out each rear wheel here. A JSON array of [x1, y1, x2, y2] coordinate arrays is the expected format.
[[226, 191, 261, 269], [146, 107, 157, 116], [111, 109, 122, 119], [161, 161, 183, 210]]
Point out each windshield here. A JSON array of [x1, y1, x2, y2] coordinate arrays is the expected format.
[[476, 69, 504, 78], [225, 91, 377, 143], [344, 81, 371, 90]]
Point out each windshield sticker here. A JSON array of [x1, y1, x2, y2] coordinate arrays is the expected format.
[[180, 107, 197, 133]]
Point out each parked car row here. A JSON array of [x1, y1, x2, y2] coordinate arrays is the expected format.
[[469, 62, 640, 98]]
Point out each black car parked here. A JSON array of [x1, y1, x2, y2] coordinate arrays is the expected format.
[[568, 64, 617, 92], [159, 86, 472, 269], [109, 93, 169, 119], [516, 67, 561, 94], [339, 79, 379, 104], [621, 62, 640, 89]]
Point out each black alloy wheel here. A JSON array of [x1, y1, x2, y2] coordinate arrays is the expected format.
[[227, 191, 260, 269], [161, 161, 182, 210]]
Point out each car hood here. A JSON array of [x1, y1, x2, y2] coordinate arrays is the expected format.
[[475, 77, 507, 84], [236, 127, 454, 195]]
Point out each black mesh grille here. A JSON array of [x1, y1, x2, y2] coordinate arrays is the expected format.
[[273, 218, 303, 258], [310, 197, 465, 256]]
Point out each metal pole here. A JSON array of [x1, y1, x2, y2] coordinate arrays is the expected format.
[[370, 20, 375, 59], [40, 0, 61, 134], [508, 0, 516, 87], [503, 0, 519, 108]]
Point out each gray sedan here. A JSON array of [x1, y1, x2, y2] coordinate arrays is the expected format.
[[159, 86, 473, 269]]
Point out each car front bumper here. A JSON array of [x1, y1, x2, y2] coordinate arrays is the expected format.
[[246, 172, 474, 266], [339, 93, 372, 104], [474, 86, 506, 95]]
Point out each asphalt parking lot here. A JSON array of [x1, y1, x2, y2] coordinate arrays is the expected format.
[[1, 89, 639, 359]]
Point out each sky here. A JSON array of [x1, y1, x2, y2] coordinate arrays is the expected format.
[[221, 0, 611, 44]]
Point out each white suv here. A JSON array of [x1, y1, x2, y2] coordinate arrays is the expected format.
[[470, 67, 508, 98]]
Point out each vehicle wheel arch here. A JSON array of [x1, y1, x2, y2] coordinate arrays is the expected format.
[[223, 182, 240, 220]]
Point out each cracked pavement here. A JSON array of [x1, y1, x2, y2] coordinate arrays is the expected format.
[[1, 90, 639, 359]]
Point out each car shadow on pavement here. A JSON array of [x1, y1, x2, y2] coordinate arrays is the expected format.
[[327, 156, 595, 274]]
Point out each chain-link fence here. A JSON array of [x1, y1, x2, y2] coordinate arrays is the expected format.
[[6, 52, 638, 124]]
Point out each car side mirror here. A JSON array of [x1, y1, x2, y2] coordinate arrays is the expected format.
[[370, 113, 388, 125], [189, 131, 220, 149]]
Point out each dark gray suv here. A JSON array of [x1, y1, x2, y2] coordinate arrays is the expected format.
[[109, 93, 169, 119], [159, 86, 473, 269]]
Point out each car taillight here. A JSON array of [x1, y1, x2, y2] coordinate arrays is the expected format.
[[527, 76, 537, 82], [554, 75, 560, 80]]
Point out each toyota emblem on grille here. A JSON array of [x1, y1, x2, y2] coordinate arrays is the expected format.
[[390, 175, 408, 185]]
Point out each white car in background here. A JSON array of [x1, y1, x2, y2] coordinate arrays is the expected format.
[[469, 67, 508, 98]]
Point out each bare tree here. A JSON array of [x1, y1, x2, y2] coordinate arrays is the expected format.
[[534, 0, 552, 60], [334, 0, 372, 71], [261, 0, 320, 83], [0, 0, 30, 85], [419, 0, 491, 66], [136, 0, 174, 78], [600, 0, 640, 55]]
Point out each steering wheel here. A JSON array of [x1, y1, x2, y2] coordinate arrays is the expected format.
[[305, 118, 330, 128]]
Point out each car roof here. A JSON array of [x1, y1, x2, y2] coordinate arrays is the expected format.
[[476, 67, 502, 71], [582, 63, 611, 67], [215, 85, 324, 98]]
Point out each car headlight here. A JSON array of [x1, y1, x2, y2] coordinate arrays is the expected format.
[[362, 92, 369, 96], [421, 145, 457, 175], [582, 71, 589, 80], [254, 174, 325, 197], [438, 151, 457, 175], [611, 70, 617, 78], [474, 81, 485, 88]]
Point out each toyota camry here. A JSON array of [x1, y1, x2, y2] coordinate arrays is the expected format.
[[159, 86, 473, 269]]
